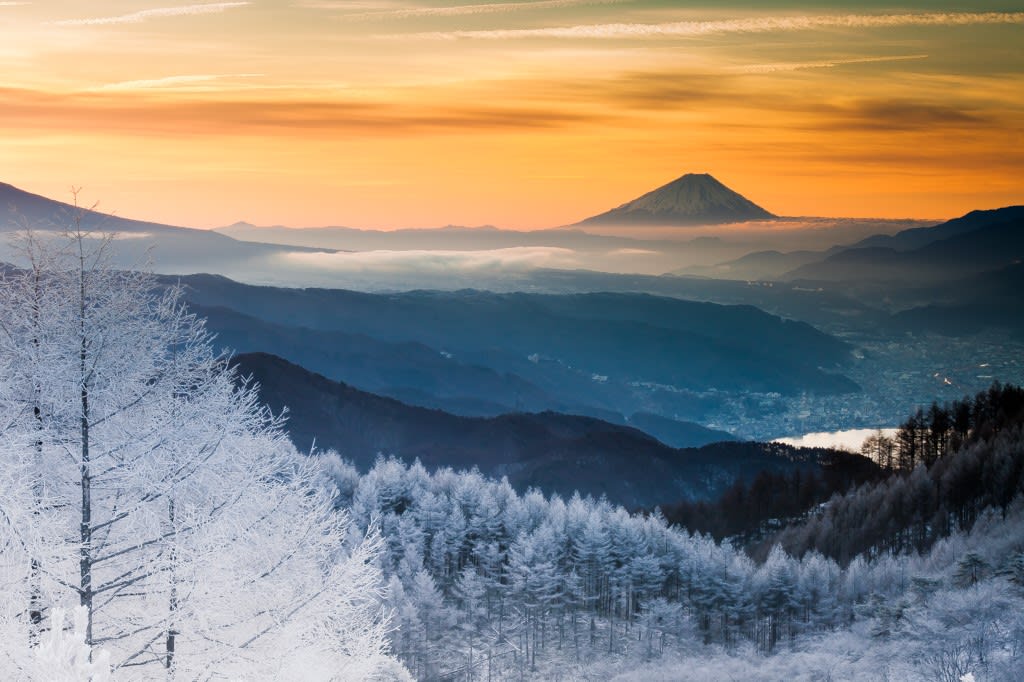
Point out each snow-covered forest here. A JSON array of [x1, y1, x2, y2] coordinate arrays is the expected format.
[[2, 229, 1023, 681], [330, 447, 1024, 680]]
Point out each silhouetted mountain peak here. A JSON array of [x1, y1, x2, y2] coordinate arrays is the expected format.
[[0, 182, 82, 229], [578, 173, 776, 227]]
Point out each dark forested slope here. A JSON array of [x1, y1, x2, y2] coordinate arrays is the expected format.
[[234, 352, 847, 508], [761, 384, 1024, 564]]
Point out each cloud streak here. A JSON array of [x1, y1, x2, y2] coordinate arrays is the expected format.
[[343, 0, 622, 21], [293, 1, 404, 9], [87, 74, 263, 92], [817, 99, 989, 131], [400, 11, 1024, 40], [52, 2, 248, 27], [737, 54, 929, 74], [0, 86, 607, 136]]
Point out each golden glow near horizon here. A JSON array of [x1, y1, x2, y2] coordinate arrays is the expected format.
[[1, 1, 1022, 229]]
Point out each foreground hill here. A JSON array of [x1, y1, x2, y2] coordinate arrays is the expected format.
[[577, 173, 776, 226], [234, 352, 844, 508]]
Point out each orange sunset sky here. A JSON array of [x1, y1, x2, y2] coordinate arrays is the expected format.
[[1, 1, 1022, 229]]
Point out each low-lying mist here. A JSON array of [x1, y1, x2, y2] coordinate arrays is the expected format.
[[210, 217, 929, 289]]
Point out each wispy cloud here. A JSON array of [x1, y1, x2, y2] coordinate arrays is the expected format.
[[293, 1, 403, 9], [817, 99, 989, 132], [0, 2, 31, 7], [576, 71, 736, 109], [87, 73, 263, 92], [609, 248, 657, 256], [343, 0, 622, 21], [0, 86, 607, 135], [399, 11, 1024, 40], [52, 2, 248, 27], [737, 54, 929, 74]]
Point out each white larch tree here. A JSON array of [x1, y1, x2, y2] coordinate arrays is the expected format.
[[0, 225, 405, 679]]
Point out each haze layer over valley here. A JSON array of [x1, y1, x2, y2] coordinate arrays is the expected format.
[[214, 174, 933, 287]]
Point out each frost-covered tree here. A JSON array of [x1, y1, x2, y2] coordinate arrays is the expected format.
[[0, 226, 402, 678]]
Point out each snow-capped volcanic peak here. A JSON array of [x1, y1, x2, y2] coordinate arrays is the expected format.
[[579, 173, 776, 227]]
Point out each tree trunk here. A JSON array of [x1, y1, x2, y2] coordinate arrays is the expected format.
[[29, 403, 43, 644], [78, 250, 94, 648], [79, 340, 93, 646], [28, 268, 44, 645], [166, 498, 178, 677]]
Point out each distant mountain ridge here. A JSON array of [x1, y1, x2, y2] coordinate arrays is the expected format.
[[0, 181, 203, 236], [669, 205, 1024, 285], [675, 248, 842, 281], [578, 173, 776, 226], [889, 262, 1024, 338], [173, 274, 859, 398], [783, 206, 1024, 283], [0, 181, 333, 276], [848, 207, 1024, 252]]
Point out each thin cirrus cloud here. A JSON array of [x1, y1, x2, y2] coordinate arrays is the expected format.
[[51, 2, 248, 27], [341, 0, 623, 21], [399, 11, 1024, 40], [737, 54, 930, 75], [87, 74, 264, 92], [293, 1, 407, 9]]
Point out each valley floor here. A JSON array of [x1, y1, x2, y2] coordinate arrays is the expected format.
[[702, 330, 1024, 441]]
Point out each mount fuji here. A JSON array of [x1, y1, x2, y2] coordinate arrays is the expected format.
[[577, 173, 776, 227]]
